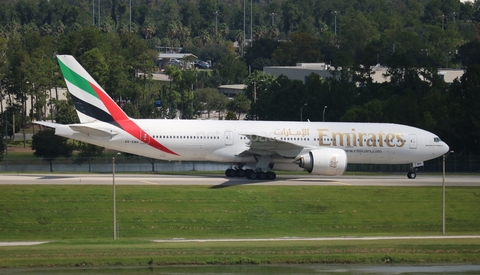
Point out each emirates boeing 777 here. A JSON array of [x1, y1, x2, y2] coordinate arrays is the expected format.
[[36, 55, 449, 180]]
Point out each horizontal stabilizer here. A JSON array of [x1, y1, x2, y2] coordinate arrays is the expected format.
[[33, 121, 62, 128], [69, 124, 118, 137]]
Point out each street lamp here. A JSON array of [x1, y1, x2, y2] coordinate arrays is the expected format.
[[213, 11, 220, 37], [112, 152, 121, 240], [269, 12, 276, 26], [300, 103, 307, 121], [323, 106, 327, 122], [332, 11, 338, 36], [442, 150, 454, 235]]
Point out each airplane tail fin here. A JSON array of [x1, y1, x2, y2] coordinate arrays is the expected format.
[[56, 55, 129, 124]]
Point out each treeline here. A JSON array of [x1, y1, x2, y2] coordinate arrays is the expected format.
[[0, 0, 479, 159], [1, 0, 480, 67]]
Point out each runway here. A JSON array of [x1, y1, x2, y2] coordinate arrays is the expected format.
[[0, 173, 478, 187]]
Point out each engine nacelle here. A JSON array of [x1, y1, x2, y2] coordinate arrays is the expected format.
[[295, 148, 347, 176]]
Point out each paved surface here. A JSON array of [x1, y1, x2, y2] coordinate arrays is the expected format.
[[0, 174, 478, 187], [152, 235, 480, 243], [4, 236, 480, 246], [0, 242, 48, 247]]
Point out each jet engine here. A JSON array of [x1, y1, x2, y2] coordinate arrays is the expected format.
[[294, 148, 347, 176]]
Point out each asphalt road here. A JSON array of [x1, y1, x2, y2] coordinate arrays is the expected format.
[[0, 173, 478, 187]]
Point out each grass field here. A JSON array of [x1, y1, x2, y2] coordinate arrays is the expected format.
[[0, 184, 479, 267]]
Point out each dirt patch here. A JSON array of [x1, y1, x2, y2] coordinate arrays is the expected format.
[[8, 146, 34, 153]]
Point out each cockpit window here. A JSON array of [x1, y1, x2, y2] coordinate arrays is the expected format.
[[434, 137, 441, 142]]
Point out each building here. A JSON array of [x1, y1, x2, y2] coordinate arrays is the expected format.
[[264, 63, 465, 85], [218, 84, 247, 98]]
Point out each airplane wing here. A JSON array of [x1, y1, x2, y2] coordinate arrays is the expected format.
[[240, 134, 309, 158]]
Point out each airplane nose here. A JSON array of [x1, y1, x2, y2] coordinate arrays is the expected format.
[[443, 142, 450, 155]]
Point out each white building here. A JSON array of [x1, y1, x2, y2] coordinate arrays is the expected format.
[[264, 63, 465, 85]]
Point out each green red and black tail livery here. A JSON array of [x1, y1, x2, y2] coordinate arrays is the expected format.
[[56, 55, 178, 156]]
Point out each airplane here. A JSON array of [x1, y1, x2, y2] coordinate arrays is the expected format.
[[36, 55, 450, 180]]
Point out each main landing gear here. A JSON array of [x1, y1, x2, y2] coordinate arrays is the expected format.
[[225, 168, 276, 180]]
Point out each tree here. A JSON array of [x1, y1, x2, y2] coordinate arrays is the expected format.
[[53, 98, 78, 124], [217, 53, 247, 85], [272, 32, 323, 65], [446, 65, 480, 154], [455, 40, 480, 67], [194, 88, 228, 118], [227, 93, 250, 119], [243, 38, 280, 72], [0, 131, 7, 160], [31, 129, 74, 172], [75, 142, 104, 172]]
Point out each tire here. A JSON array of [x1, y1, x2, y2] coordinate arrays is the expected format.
[[225, 168, 236, 177], [257, 171, 266, 180], [247, 170, 257, 180], [407, 171, 417, 179], [266, 171, 276, 180], [235, 169, 245, 177]]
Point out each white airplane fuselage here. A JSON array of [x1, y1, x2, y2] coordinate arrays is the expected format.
[[53, 119, 448, 170]]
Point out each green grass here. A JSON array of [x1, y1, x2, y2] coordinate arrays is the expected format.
[[1, 185, 479, 268], [1, 238, 480, 267], [1, 185, 479, 240]]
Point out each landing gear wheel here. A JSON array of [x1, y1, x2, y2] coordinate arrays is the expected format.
[[407, 171, 417, 179], [266, 171, 276, 180], [235, 169, 245, 177], [256, 171, 267, 180], [225, 168, 236, 177], [246, 169, 257, 180]]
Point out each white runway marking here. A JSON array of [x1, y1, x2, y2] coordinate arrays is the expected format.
[[152, 235, 480, 243], [0, 174, 478, 187]]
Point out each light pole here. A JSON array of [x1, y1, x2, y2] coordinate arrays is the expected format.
[[333, 11, 338, 36], [300, 103, 307, 121], [4, 109, 7, 172], [323, 106, 327, 122], [112, 152, 120, 240], [98, 0, 100, 30], [243, 0, 246, 55], [442, 150, 454, 235], [250, 0, 253, 43], [442, 14, 445, 30], [214, 11, 220, 37], [269, 13, 276, 26]]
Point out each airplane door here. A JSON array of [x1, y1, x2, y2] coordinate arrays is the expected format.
[[140, 129, 150, 144], [224, 130, 233, 146], [409, 134, 417, 149]]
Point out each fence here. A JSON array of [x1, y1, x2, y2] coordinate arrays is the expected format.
[[0, 156, 230, 173], [0, 153, 478, 174]]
